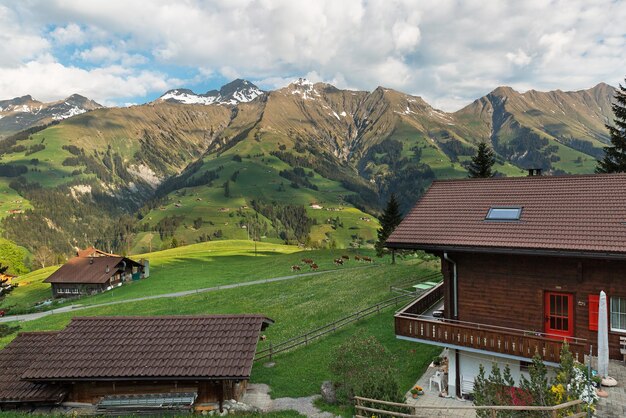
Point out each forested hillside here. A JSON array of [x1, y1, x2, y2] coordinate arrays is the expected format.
[[0, 80, 615, 271]]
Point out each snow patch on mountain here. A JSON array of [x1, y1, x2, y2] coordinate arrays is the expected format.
[[160, 90, 218, 105], [157, 79, 264, 106], [53, 106, 87, 120], [290, 78, 320, 100]]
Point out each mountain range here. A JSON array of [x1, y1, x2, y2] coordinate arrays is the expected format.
[[0, 94, 102, 137], [0, 78, 616, 271]]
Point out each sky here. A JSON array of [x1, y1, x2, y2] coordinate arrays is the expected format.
[[1, 0, 625, 111]]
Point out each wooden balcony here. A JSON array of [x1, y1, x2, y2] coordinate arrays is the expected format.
[[395, 286, 588, 364]]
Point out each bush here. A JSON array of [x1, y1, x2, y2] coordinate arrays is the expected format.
[[330, 335, 404, 406]]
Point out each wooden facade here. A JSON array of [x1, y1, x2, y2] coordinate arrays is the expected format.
[[67, 379, 246, 406], [396, 251, 626, 361], [50, 272, 124, 298]]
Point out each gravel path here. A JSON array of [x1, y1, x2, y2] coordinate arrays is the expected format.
[[1, 265, 376, 323], [242, 384, 337, 418]]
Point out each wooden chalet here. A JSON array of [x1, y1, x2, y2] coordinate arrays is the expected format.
[[44, 247, 147, 298], [0, 315, 272, 413], [386, 173, 626, 397]]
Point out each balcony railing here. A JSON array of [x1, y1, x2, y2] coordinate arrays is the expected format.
[[395, 289, 587, 364]]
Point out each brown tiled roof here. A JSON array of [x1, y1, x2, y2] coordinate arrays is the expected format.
[[44, 255, 139, 284], [386, 173, 626, 256], [76, 247, 119, 258], [22, 315, 272, 381], [0, 332, 67, 403]]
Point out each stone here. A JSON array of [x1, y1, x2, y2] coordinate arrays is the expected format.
[[320, 380, 337, 404], [602, 376, 618, 387]]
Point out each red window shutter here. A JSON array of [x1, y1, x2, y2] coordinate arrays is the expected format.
[[588, 295, 599, 331]]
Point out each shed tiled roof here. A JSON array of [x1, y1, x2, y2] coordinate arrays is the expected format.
[[0, 332, 67, 403], [386, 173, 626, 255], [43, 255, 137, 284], [22, 315, 272, 381]]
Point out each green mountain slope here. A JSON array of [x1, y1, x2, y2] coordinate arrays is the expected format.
[[0, 80, 616, 266]]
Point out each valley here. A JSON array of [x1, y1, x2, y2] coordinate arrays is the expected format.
[[0, 79, 616, 274]]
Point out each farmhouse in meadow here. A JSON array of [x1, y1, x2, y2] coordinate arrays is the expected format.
[[387, 172, 626, 398], [44, 247, 148, 298], [0, 315, 272, 413]]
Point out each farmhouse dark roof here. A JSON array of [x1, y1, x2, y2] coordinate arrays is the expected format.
[[76, 246, 119, 257], [22, 315, 273, 381], [386, 173, 626, 256], [0, 332, 67, 403], [44, 255, 140, 284]]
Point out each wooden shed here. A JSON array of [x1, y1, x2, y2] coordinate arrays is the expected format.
[[0, 315, 272, 412]]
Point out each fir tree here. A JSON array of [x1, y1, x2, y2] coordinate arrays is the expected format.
[[375, 194, 403, 257], [597, 78, 626, 173], [468, 142, 496, 178]]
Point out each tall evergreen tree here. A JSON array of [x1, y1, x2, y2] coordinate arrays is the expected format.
[[468, 142, 496, 178], [376, 194, 403, 257], [597, 78, 626, 173]]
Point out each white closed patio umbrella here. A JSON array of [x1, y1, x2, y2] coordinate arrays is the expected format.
[[598, 291, 609, 379], [598, 291, 617, 386]]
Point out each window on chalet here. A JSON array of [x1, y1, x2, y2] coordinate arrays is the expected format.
[[485, 207, 522, 221], [611, 297, 626, 332]]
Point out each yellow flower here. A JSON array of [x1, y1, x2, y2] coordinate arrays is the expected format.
[[550, 384, 565, 404]]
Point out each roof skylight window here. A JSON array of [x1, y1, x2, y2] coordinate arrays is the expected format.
[[485, 207, 522, 221]]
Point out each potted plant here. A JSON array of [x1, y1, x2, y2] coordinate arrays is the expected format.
[[432, 356, 443, 367], [410, 385, 424, 398]]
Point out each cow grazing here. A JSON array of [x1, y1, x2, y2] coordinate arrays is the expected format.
[[310, 263, 319, 270], [362, 256, 373, 263], [291, 265, 301, 271], [334, 258, 344, 266], [301, 258, 314, 265], [341, 255, 350, 260], [354, 255, 362, 261]]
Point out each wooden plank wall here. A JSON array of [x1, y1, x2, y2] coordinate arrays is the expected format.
[[442, 252, 626, 359], [67, 380, 244, 404]]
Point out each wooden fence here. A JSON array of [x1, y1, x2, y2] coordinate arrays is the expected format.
[[354, 396, 586, 418], [255, 282, 441, 361]]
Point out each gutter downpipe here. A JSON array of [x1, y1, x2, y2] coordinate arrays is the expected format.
[[443, 252, 458, 319], [443, 251, 460, 398]]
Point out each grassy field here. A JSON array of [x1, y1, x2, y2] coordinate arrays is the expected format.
[[1, 241, 441, 401], [0, 240, 382, 314]]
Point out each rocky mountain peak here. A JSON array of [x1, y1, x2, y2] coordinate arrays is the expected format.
[[157, 79, 263, 106]]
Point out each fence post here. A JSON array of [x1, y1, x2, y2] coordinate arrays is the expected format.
[[490, 410, 497, 418], [551, 410, 557, 418], [305, 334, 308, 346], [269, 342, 273, 362]]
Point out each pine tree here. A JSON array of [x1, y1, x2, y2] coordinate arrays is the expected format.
[[597, 79, 626, 173], [468, 142, 496, 178], [375, 194, 403, 257]]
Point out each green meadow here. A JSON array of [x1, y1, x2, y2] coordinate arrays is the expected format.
[[1, 240, 441, 401]]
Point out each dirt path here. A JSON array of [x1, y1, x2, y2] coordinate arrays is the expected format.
[[242, 383, 337, 418], [0, 265, 377, 323]]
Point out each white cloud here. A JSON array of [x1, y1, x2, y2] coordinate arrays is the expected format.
[[0, 0, 625, 110], [50, 23, 85, 45], [76, 45, 148, 66], [0, 59, 174, 104], [506, 49, 532, 67]]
